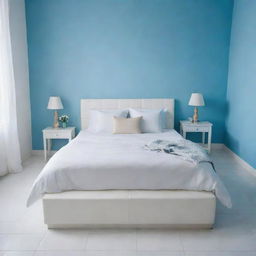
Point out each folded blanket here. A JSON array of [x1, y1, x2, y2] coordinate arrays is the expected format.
[[145, 139, 215, 170]]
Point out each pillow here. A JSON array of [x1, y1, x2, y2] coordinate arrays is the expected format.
[[113, 116, 142, 134], [88, 109, 128, 133], [160, 108, 168, 129], [129, 109, 162, 133]]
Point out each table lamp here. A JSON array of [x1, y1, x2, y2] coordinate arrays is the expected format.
[[188, 93, 205, 123], [47, 96, 63, 128]]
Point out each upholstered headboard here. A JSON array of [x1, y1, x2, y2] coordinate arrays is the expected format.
[[80, 98, 175, 130]]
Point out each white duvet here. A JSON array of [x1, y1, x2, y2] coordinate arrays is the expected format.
[[27, 129, 232, 207]]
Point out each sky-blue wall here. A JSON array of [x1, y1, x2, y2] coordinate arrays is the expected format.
[[225, 0, 256, 168], [25, 0, 233, 150]]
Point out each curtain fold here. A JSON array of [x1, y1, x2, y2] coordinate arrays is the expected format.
[[0, 0, 22, 175]]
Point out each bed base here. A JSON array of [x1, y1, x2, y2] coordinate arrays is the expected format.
[[43, 190, 216, 229]]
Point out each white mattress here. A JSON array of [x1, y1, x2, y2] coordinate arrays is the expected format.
[[27, 129, 231, 207]]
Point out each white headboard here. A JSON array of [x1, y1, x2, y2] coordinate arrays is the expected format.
[[80, 98, 175, 130]]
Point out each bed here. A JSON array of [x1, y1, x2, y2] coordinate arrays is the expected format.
[[28, 99, 231, 229]]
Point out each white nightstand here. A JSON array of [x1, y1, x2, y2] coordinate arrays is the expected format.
[[180, 121, 213, 152], [42, 127, 75, 161]]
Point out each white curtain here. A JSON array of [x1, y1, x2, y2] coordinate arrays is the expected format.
[[0, 0, 22, 176]]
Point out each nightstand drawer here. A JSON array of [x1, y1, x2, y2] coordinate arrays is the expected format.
[[44, 131, 69, 139], [184, 126, 209, 132]]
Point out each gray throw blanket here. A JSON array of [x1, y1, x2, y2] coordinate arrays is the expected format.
[[145, 139, 216, 171]]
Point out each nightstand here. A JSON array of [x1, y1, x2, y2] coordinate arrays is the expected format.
[[42, 127, 75, 161], [180, 121, 213, 152]]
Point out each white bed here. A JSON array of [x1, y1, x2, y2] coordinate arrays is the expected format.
[[28, 99, 231, 229]]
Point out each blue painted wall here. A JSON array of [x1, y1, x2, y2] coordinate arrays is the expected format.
[[225, 0, 256, 168], [25, 0, 233, 150]]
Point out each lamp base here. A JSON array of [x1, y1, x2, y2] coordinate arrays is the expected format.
[[53, 111, 59, 128], [192, 107, 199, 123]]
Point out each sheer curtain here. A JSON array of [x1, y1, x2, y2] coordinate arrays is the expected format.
[[0, 0, 22, 176]]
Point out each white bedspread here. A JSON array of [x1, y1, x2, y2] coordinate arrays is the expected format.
[[27, 130, 231, 207]]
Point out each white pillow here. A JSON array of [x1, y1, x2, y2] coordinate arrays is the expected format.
[[129, 109, 162, 133], [88, 109, 128, 133]]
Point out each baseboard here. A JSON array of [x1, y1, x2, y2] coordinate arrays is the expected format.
[[32, 150, 57, 157], [197, 143, 224, 150], [21, 151, 32, 163], [211, 143, 225, 149], [223, 145, 256, 176]]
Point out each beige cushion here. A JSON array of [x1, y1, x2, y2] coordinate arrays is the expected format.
[[113, 117, 142, 134]]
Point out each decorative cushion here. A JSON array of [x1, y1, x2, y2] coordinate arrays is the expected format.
[[112, 117, 142, 134]]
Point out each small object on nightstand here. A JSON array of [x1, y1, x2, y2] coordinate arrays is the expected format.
[[42, 127, 75, 161], [59, 115, 69, 128], [180, 121, 212, 153], [188, 93, 205, 123], [47, 96, 63, 128]]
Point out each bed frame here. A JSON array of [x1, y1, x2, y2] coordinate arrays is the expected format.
[[42, 98, 216, 229]]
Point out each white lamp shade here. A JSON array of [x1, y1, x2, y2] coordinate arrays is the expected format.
[[188, 93, 205, 106], [47, 96, 63, 110]]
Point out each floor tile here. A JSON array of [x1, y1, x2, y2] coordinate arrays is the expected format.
[[86, 251, 136, 256], [218, 230, 256, 251], [0, 200, 27, 222], [136, 230, 183, 251], [0, 252, 35, 256], [137, 251, 184, 256], [35, 251, 86, 256], [37, 230, 87, 250], [0, 234, 43, 250], [179, 230, 222, 251], [185, 251, 256, 256], [0, 218, 46, 235], [86, 230, 136, 251]]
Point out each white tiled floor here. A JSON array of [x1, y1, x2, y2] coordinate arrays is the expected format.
[[0, 148, 256, 255]]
